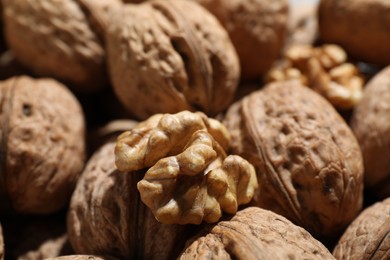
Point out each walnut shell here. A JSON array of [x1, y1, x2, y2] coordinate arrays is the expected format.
[[223, 81, 364, 240], [191, 0, 289, 81], [46, 256, 107, 260], [179, 207, 335, 259], [67, 141, 192, 259], [351, 66, 390, 198], [3, 0, 121, 92], [333, 197, 390, 259], [0, 76, 85, 214], [318, 0, 390, 65], [106, 0, 240, 120]]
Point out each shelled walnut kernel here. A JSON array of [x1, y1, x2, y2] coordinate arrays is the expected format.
[[115, 111, 258, 225], [267, 44, 364, 109]]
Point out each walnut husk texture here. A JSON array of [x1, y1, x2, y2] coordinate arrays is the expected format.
[[3, 0, 121, 92], [351, 66, 390, 198], [333, 197, 390, 259], [179, 207, 335, 259], [0, 76, 85, 214], [106, 0, 240, 120], [191, 0, 288, 80], [67, 141, 191, 259], [318, 0, 390, 65], [223, 81, 363, 240]]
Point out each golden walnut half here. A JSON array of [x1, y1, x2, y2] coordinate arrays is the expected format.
[[333, 197, 390, 259], [3, 0, 122, 92], [0, 76, 85, 214], [267, 44, 364, 109], [179, 207, 335, 259], [106, 0, 240, 120], [351, 65, 390, 198], [115, 111, 258, 225], [223, 81, 363, 240]]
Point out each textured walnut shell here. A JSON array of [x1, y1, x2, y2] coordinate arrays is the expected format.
[[3, 0, 121, 92], [46, 256, 107, 260], [1, 214, 72, 260], [191, 0, 289, 81], [179, 207, 335, 259], [351, 66, 390, 198], [333, 197, 390, 259], [67, 141, 192, 259], [0, 76, 85, 214], [223, 81, 364, 240], [106, 0, 240, 120], [318, 0, 390, 65]]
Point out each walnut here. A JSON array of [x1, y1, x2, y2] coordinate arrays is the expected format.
[[351, 66, 390, 199], [106, 0, 240, 120], [67, 141, 193, 259], [267, 44, 364, 109], [223, 81, 363, 241], [46, 256, 107, 260], [3, 0, 122, 92], [0, 223, 3, 260], [179, 207, 335, 259], [333, 197, 390, 259], [0, 76, 85, 214], [115, 111, 258, 224], [188, 0, 289, 81], [318, 0, 390, 66]]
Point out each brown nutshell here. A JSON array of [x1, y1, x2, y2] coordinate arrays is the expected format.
[[318, 0, 390, 65], [333, 197, 390, 259], [179, 207, 335, 259], [351, 65, 390, 198], [67, 141, 192, 259], [106, 0, 240, 120], [223, 81, 364, 240], [0, 76, 85, 214]]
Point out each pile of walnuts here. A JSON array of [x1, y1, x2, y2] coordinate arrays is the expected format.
[[0, 0, 389, 259]]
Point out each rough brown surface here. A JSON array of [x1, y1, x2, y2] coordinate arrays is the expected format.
[[333, 197, 390, 259], [223, 81, 363, 240], [351, 66, 390, 198], [179, 207, 335, 259], [46, 256, 106, 260], [191, 0, 289, 81], [67, 141, 193, 259], [3, 0, 121, 92], [318, 0, 390, 66], [115, 111, 257, 225], [0, 223, 3, 260], [0, 76, 85, 214], [106, 0, 240, 120]]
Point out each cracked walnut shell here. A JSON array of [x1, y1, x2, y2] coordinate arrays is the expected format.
[[115, 111, 258, 225], [67, 141, 192, 259], [267, 44, 364, 109], [179, 207, 335, 259], [223, 81, 363, 240], [351, 65, 390, 199], [0, 76, 85, 214], [3, 0, 122, 92], [333, 197, 390, 259], [106, 0, 240, 120]]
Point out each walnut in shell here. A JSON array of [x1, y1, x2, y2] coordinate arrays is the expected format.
[[318, 0, 390, 66], [115, 111, 258, 224], [67, 141, 192, 259], [0, 76, 85, 214], [179, 207, 335, 259], [223, 81, 364, 240], [333, 197, 390, 259], [190, 0, 289, 81], [3, 0, 122, 92], [106, 0, 240, 120], [267, 44, 364, 109], [351, 66, 390, 198]]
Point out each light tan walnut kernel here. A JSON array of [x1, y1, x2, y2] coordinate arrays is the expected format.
[[267, 44, 364, 109], [115, 111, 258, 225]]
